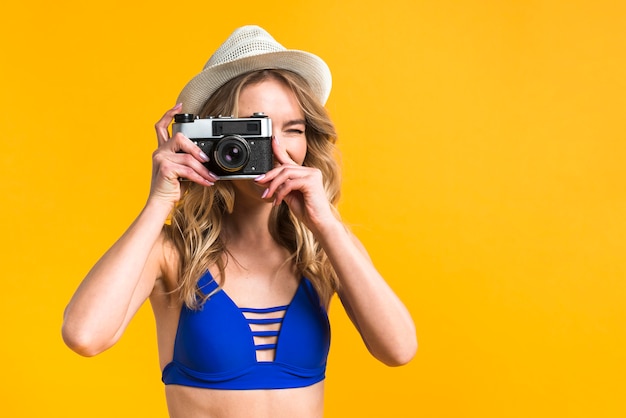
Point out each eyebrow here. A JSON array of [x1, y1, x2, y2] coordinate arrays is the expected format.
[[283, 119, 306, 128]]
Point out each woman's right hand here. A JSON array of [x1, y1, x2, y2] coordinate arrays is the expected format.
[[150, 104, 219, 205]]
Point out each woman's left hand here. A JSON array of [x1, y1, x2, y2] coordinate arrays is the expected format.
[[254, 137, 337, 235]]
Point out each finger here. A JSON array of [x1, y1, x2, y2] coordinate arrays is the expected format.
[[272, 177, 305, 206], [258, 165, 308, 200], [176, 166, 217, 186], [155, 103, 183, 146], [154, 151, 217, 186], [166, 163, 216, 187], [271, 136, 298, 166], [171, 151, 217, 181], [157, 134, 218, 182], [167, 132, 211, 165]]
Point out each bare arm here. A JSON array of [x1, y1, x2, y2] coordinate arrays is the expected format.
[[318, 221, 417, 366], [62, 104, 218, 356], [61, 200, 172, 356]]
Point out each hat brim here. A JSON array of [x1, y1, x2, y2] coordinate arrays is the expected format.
[[177, 50, 332, 115]]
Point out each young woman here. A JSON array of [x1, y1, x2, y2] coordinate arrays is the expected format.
[[62, 25, 416, 418]]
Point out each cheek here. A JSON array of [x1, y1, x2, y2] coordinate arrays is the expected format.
[[295, 142, 308, 165]]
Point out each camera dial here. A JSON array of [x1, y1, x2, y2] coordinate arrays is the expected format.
[[174, 113, 196, 123]]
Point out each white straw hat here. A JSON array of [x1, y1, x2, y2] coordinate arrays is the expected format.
[[177, 25, 332, 114]]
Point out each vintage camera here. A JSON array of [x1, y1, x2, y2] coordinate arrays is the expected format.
[[173, 113, 273, 179]]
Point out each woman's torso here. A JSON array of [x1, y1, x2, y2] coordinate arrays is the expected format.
[[164, 382, 325, 418], [149, 235, 328, 417]]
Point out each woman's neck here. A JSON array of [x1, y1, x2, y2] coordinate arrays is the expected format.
[[223, 190, 274, 244]]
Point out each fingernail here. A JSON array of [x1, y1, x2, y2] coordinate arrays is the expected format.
[[209, 172, 220, 180], [174, 103, 183, 109], [254, 174, 266, 181], [199, 151, 209, 162], [273, 135, 280, 145], [261, 189, 269, 199]]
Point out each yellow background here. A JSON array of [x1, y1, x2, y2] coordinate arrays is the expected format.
[[1, 1, 625, 417]]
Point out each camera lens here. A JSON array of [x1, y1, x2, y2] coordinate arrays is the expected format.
[[214, 135, 250, 172]]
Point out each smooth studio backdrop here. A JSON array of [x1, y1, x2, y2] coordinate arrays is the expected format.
[[1, 1, 625, 417]]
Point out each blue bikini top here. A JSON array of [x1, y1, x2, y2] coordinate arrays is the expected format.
[[162, 270, 331, 390]]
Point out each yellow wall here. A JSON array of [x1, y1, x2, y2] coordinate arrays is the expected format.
[[2, 1, 625, 417]]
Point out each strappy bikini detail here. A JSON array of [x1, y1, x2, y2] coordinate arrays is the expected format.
[[162, 270, 331, 390], [241, 305, 288, 361]]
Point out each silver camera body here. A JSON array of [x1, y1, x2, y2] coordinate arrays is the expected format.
[[173, 113, 273, 179]]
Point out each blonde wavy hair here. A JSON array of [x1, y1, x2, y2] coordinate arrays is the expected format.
[[165, 69, 342, 310]]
